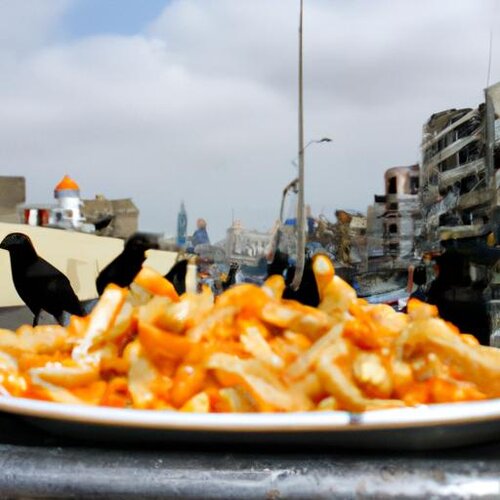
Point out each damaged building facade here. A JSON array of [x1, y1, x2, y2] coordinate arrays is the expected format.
[[418, 104, 490, 251], [416, 82, 500, 345], [383, 165, 421, 261], [417, 82, 500, 281], [486, 82, 500, 344], [366, 165, 420, 270], [486, 82, 500, 238]]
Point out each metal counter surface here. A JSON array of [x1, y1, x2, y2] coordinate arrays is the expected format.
[[0, 411, 498, 499]]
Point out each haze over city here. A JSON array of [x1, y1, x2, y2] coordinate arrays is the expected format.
[[1, 0, 499, 241]]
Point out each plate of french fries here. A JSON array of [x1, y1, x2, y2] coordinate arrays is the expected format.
[[0, 254, 499, 449]]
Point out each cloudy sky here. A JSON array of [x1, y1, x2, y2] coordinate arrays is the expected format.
[[1, 0, 499, 241]]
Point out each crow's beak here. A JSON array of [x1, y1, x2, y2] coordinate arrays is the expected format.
[[143, 236, 160, 254]]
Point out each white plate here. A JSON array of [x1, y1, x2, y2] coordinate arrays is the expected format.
[[1, 396, 500, 450]]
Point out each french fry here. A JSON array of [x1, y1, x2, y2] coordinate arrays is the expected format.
[[262, 274, 286, 300], [180, 391, 210, 412], [218, 387, 255, 412], [207, 353, 311, 412], [170, 363, 207, 407], [125, 340, 171, 409], [72, 284, 128, 364], [138, 321, 192, 361], [134, 266, 180, 301], [317, 343, 405, 412], [29, 361, 99, 389], [398, 317, 500, 397], [261, 301, 332, 339], [286, 324, 344, 380]]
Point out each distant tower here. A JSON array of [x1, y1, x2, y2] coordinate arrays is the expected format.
[[177, 201, 188, 247], [52, 175, 84, 228]]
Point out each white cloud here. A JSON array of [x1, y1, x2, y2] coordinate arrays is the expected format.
[[0, 0, 499, 240]]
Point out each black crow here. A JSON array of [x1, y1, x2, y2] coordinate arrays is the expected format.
[[267, 249, 289, 277], [267, 249, 320, 307], [96, 232, 159, 295], [92, 214, 114, 232], [222, 262, 239, 291], [0, 232, 84, 326], [165, 259, 188, 295], [282, 257, 319, 307]]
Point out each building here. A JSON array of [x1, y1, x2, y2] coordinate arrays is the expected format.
[[331, 209, 367, 267], [10, 175, 139, 239], [419, 105, 489, 252], [366, 195, 386, 259], [415, 84, 500, 344], [484, 81, 500, 310], [383, 165, 421, 260], [485, 81, 500, 240], [224, 220, 272, 265], [82, 195, 138, 239], [51, 175, 86, 228], [19, 175, 93, 232], [0, 176, 26, 223], [366, 165, 420, 268]]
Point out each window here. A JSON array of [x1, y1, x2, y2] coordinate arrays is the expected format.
[[388, 177, 397, 194], [409, 176, 419, 194], [439, 155, 458, 172], [388, 242, 399, 254], [458, 141, 480, 165], [389, 223, 398, 234]]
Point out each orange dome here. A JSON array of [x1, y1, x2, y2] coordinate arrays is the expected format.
[[55, 175, 80, 192]]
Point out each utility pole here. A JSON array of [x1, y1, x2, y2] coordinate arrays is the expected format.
[[291, 0, 306, 290]]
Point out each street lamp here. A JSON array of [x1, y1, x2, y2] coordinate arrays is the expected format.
[[291, 137, 332, 168], [307, 137, 332, 147]]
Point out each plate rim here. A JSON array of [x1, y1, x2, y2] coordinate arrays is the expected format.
[[1, 396, 500, 433]]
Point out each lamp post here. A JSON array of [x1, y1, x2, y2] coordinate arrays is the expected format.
[[291, 0, 306, 291], [290, 2, 332, 290], [291, 137, 332, 168]]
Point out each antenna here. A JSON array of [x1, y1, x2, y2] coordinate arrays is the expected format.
[[487, 29, 493, 88]]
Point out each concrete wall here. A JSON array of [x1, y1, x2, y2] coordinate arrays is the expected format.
[[0, 222, 177, 307]]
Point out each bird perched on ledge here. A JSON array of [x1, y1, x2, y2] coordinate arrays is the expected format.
[[0, 232, 84, 326], [96, 232, 159, 295]]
